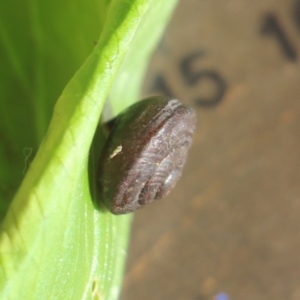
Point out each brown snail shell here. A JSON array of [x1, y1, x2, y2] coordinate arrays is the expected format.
[[98, 96, 196, 214]]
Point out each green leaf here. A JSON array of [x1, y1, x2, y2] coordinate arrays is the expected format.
[[0, 0, 178, 299]]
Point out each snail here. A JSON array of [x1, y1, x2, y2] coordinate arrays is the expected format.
[[98, 96, 196, 214]]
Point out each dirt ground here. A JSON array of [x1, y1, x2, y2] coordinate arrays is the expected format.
[[122, 1, 300, 299]]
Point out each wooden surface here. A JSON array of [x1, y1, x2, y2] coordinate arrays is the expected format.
[[121, 1, 300, 299]]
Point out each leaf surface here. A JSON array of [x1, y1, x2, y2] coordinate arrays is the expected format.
[[0, 0, 178, 299]]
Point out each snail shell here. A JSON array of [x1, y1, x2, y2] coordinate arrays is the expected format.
[[98, 96, 196, 214]]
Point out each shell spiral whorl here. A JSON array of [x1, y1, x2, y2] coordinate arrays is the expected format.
[[98, 96, 196, 214]]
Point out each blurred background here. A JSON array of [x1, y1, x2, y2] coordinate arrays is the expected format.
[[122, 1, 300, 299]]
